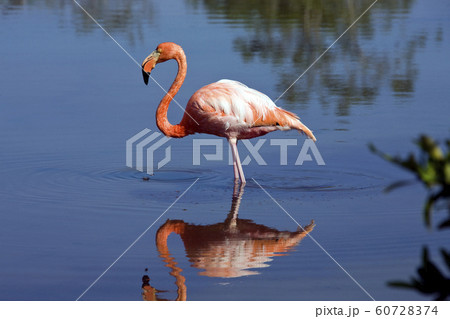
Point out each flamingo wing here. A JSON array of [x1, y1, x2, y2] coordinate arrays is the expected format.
[[188, 79, 316, 141]]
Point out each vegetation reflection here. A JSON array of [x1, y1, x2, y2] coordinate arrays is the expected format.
[[188, 0, 440, 115], [370, 136, 450, 300], [0, 0, 154, 46], [2, 0, 442, 115], [142, 184, 315, 301]]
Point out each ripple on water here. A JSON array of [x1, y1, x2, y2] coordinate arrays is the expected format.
[[0, 153, 211, 209], [246, 167, 386, 193], [0, 149, 387, 210]]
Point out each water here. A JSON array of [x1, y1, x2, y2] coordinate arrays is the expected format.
[[0, 0, 449, 301]]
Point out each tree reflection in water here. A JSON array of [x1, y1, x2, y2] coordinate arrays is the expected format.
[[142, 184, 314, 301], [2, 0, 441, 116], [0, 0, 155, 46], [188, 0, 439, 116]]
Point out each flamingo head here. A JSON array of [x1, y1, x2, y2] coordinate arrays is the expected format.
[[141, 43, 184, 85], [141, 49, 161, 85]]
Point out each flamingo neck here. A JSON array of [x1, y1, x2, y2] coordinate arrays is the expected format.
[[155, 221, 187, 301], [156, 51, 189, 138]]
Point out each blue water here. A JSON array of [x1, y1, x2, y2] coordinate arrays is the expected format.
[[0, 0, 449, 301]]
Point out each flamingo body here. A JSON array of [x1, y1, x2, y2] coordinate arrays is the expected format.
[[184, 79, 315, 140], [142, 42, 316, 183]]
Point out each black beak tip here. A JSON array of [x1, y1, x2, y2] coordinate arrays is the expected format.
[[142, 68, 149, 85]]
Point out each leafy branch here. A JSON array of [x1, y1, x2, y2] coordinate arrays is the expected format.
[[389, 247, 450, 301], [370, 135, 450, 300], [369, 135, 450, 228]]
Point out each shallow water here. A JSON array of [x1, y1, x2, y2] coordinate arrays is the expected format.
[[0, 0, 449, 300]]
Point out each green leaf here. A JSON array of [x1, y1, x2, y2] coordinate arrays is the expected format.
[[444, 163, 450, 185], [438, 218, 450, 230], [441, 249, 450, 269], [388, 281, 415, 289], [423, 196, 434, 228], [384, 179, 416, 193]]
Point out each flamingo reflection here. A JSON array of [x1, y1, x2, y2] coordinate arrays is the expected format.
[[142, 184, 315, 301]]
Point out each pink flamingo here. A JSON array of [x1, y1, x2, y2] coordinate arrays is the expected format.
[[141, 42, 316, 184]]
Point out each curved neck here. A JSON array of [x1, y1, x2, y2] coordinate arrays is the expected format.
[[156, 220, 187, 301], [156, 51, 189, 138]]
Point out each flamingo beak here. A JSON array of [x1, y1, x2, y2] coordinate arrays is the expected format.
[[141, 50, 160, 85]]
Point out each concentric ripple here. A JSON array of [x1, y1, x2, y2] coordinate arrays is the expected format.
[[246, 167, 386, 192]]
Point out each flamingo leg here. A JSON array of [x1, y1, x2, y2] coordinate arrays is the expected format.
[[229, 138, 239, 181], [226, 182, 245, 230], [229, 138, 246, 184], [233, 159, 239, 182]]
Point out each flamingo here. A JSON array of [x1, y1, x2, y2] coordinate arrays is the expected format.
[[141, 42, 316, 184]]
